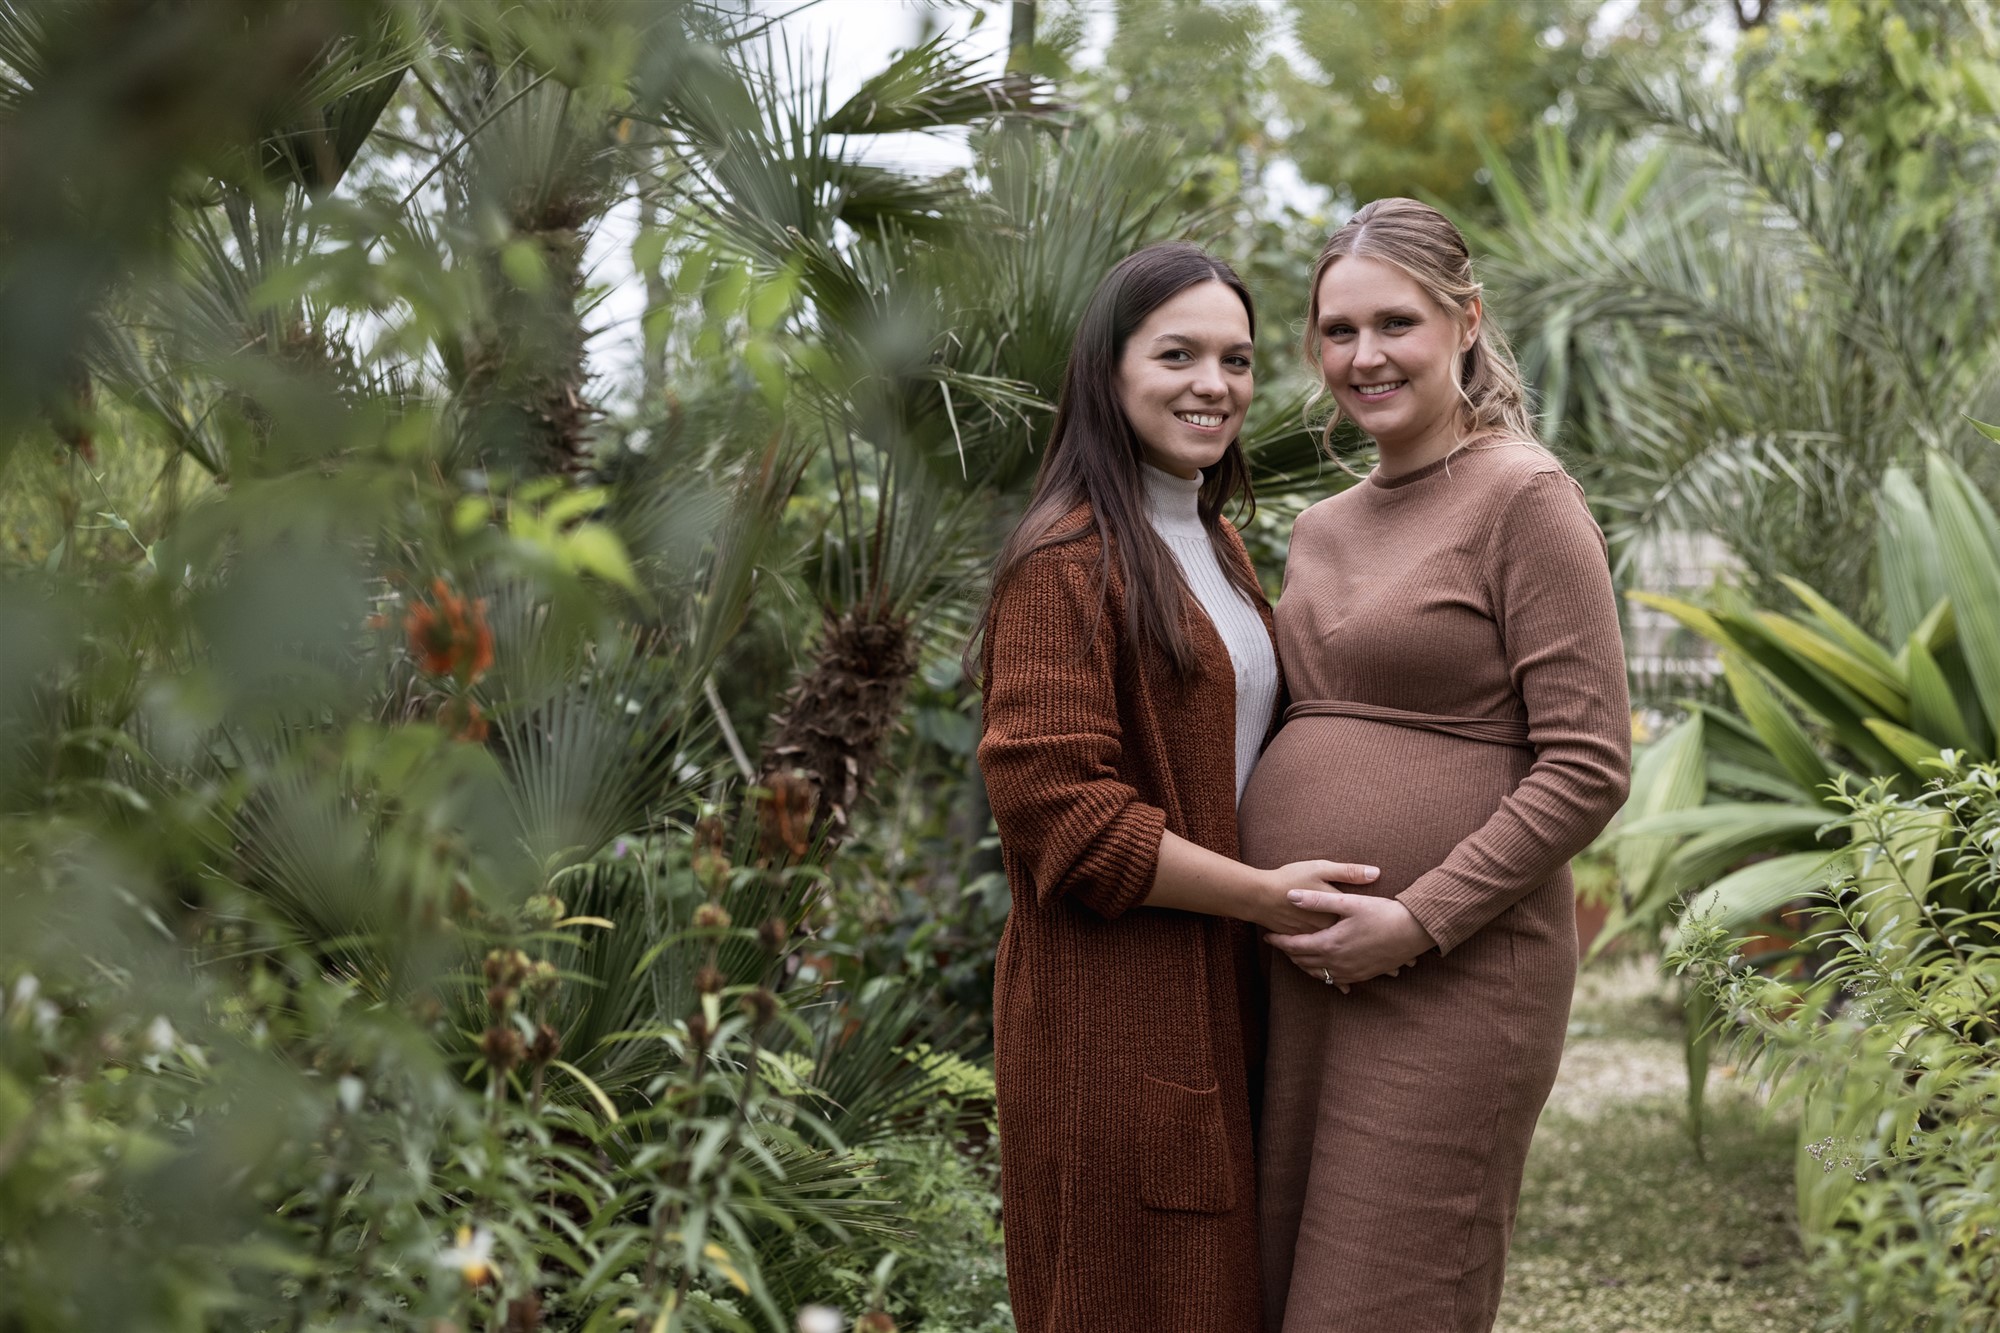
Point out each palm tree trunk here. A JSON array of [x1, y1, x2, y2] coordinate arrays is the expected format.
[[756, 607, 916, 848]]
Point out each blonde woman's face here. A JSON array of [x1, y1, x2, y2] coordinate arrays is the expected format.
[[1314, 255, 1477, 454]]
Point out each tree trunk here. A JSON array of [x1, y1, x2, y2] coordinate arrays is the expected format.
[[459, 223, 595, 477], [1008, 1, 1035, 72], [757, 608, 916, 849]]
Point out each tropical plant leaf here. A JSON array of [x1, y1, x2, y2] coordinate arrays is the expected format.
[[1718, 651, 1837, 803], [1602, 713, 1708, 952], [1904, 633, 1981, 757], [1754, 609, 1907, 722], [1777, 576, 1900, 683], [1863, 718, 1950, 776], [1717, 610, 1902, 771], [1678, 850, 1840, 937], [1927, 449, 2000, 739], [1877, 466, 1946, 647], [1658, 804, 1831, 891], [821, 34, 1057, 134]]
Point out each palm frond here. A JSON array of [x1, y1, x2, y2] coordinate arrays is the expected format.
[[822, 33, 1059, 134]]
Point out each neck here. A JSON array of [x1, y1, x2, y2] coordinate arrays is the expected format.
[[1372, 413, 1465, 479], [1139, 462, 1205, 537]]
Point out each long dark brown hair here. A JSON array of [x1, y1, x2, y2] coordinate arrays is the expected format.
[[979, 242, 1261, 681]]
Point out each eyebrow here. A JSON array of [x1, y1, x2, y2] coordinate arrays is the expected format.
[[1319, 305, 1426, 324], [1150, 332, 1256, 354]]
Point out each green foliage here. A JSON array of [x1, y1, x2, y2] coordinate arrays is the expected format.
[[1739, 0, 2000, 223], [1609, 444, 2000, 953], [0, 4, 1034, 1328], [1277, 0, 1715, 220], [1480, 70, 2000, 615], [1674, 766, 2000, 1328]]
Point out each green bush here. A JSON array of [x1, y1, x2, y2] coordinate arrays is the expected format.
[[1674, 766, 2000, 1328]]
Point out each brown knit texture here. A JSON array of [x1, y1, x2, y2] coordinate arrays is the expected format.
[[1239, 444, 1631, 1333], [978, 504, 1276, 1333]]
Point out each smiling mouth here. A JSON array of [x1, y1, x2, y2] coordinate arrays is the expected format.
[[1353, 380, 1407, 401], [1174, 411, 1227, 429]]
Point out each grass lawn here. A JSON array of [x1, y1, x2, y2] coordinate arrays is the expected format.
[[1496, 958, 1829, 1332]]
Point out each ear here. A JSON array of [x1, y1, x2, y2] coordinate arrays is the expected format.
[[1461, 295, 1483, 351]]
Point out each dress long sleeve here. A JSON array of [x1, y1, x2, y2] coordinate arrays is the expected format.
[[977, 542, 1166, 920], [1396, 468, 1632, 953]]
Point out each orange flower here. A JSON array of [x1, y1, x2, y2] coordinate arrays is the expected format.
[[404, 578, 494, 685], [438, 697, 489, 743]]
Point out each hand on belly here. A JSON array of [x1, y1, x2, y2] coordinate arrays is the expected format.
[[1265, 888, 1438, 991]]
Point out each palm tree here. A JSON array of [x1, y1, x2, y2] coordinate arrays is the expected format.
[[1476, 77, 2000, 621], [645, 35, 1205, 844]]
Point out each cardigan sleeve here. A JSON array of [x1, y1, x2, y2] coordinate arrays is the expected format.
[[977, 542, 1166, 920], [1396, 469, 1632, 954]]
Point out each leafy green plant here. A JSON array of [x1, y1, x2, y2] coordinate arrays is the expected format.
[[1674, 766, 2000, 1329], [1607, 443, 2000, 949], [0, 5, 1019, 1330]]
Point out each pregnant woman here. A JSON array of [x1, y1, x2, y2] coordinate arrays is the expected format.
[[976, 242, 1377, 1331], [1240, 199, 1631, 1331]]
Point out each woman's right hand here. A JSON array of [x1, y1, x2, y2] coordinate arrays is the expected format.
[[1253, 859, 1381, 935]]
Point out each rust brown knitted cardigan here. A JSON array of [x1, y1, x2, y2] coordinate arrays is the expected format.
[[978, 503, 1276, 1333]]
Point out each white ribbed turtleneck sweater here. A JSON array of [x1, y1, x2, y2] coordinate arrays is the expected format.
[[1140, 464, 1280, 802]]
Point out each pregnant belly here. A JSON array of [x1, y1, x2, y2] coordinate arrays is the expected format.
[[1239, 716, 1533, 896]]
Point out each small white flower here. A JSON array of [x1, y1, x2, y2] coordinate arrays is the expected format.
[[796, 1306, 844, 1333], [438, 1225, 499, 1286], [145, 1016, 177, 1054]]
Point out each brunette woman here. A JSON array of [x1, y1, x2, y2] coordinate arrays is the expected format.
[[975, 242, 1378, 1331], [1239, 199, 1631, 1331]]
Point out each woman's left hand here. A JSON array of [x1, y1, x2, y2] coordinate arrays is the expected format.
[[1265, 889, 1437, 991]]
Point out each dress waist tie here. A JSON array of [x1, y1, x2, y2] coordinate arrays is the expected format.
[[1281, 699, 1533, 750]]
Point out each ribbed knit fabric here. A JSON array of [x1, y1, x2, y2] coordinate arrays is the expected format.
[[978, 502, 1279, 1333], [1238, 442, 1631, 1333], [1142, 464, 1280, 803]]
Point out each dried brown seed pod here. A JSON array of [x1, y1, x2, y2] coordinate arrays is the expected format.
[[757, 916, 790, 953], [685, 1013, 712, 1049], [528, 1022, 561, 1065], [480, 1024, 526, 1071], [741, 987, 779, 1026], [695, 964, 727, 995], [691, 902, 732, 930], [691, 815, 731, 890]]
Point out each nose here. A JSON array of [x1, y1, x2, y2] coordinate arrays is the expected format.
[[1189, 356, 1227, 399], [1350, 332, 1388, 371]]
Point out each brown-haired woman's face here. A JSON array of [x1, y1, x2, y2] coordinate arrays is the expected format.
[[1315, 255, 1475, 452], [1114, 280, 1253, 479]]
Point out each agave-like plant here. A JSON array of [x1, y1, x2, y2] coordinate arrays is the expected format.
[[1609, 437, 2000, 952]]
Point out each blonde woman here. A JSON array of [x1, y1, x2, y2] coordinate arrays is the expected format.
[[1238, 199, 1632, 1331]]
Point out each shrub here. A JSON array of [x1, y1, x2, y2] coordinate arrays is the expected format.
[[1674, 766, 2000, 1328]]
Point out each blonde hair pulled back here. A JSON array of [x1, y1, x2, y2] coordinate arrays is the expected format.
[[1303, 197, 1537, 457]]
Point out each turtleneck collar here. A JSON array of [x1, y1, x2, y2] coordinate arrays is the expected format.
[[1140, 463, 1206, 539]]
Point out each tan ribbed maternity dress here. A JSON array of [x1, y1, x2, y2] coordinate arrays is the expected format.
[[1239, 443, 1631, 1332]]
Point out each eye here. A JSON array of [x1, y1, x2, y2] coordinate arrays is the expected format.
[[1224, 354, 1253, 369], [1159, 348, 1193, 363], [1383, 316, 1414, 332], [1322, 322, 1354, 339]]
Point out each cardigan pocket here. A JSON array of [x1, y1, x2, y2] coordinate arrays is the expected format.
[[1137, 1074, 1236, 1213]]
